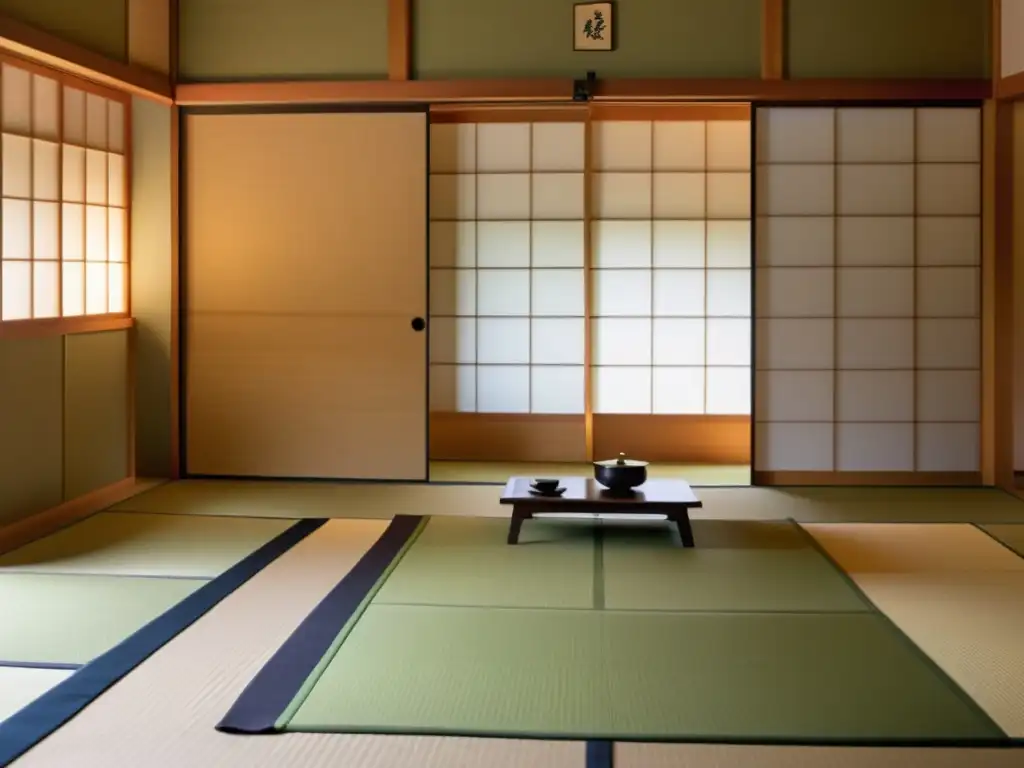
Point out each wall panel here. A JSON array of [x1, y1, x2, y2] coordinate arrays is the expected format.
[[178, 0, 388, 81], [63, 330, 129, 499], [755, 106, 982, 482], [130, 96, 173, 477], [0, 0, 128, 62], [787, 0, 989, 78], [1003, 0, 1024, 77], [413, 0, 760, 79], [0, 335, 63, 526]]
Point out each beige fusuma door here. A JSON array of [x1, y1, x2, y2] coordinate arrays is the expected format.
[[183, 110, 428, 480]]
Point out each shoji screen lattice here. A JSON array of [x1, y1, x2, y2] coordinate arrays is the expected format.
[[590, 119, 752, 415], [754, 107, 981, 476], [429, 120, 586, 415]]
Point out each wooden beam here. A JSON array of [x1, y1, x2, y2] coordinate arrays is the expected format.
[[0, 477, 162, 556], [752, 472, 982, 487], [995, 0, 1002, 84], [0, 11, 171, 103], [170, 106, 181, 479], [388, 0, 411, 81], [175, 77, 992, 106], [0, 316, 133, 340], [761, 0, 784, 80], [982, 100, 1016, 487]]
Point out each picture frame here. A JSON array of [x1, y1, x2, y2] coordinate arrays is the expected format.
[[573, 2, 614, 52]]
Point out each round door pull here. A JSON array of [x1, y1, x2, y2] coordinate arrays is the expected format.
[[411, 317, 426, 332]]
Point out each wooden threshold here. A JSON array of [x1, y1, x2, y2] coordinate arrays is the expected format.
[[0, 477, 162, 556], [0, 11, 171, 103], [175, 77, 992, 107], [753, 471, 983, 487], [0, 315, 134, 340]]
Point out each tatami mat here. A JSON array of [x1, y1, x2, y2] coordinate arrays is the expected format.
[[9, 519, 583, 768], [615, 743, 1024, 767], [113, 481, 1024, 524], [805, 524, 1024, 737], [289, 606, 998, 741], [0, 668, 73, 723], [0, 512, 295, 578], [375, 517, 595, 609], [0, 573, 204, 664], [980, 524, 1024, 557], [802, 524, 1024, 573], [602, 521, 869, 613]]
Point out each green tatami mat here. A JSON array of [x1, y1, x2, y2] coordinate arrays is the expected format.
[[980, 524, 1024, 559], [602, 521, 870, 613], [287, 605, 1000, 741], [373, 517, 595, 609], [0, 573, 205, 664], [0, 512, 294, 578], [0, 667, 73, 723]]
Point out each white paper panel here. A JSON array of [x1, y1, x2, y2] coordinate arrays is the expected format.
[[706, 367, 750, 414], [916, 423, 979, 471], [33, 260, 59, 318], [652, 173, 703, 218], [594, 270, 652, 316], [594, 366, 651, 413], [1, 64, 31, 134], [33, 140, 60, 201], [107, 262, 126, 313], [757, 165, 834, 216], [593, 121, 652, 171], [533, 222, 584, 267], [916, 164, 981, 215], [0, 261, 31, 320], [916, 217, 980, 266], [429, 268, 475, 315], [706, 269, 750, 316], [653, 121, 705, 170], [652, 269, 703, 317], [706, 121, 750, 171], [916, 370, 980, 422], [652, 318, 704, 366], [62, 88, 86, 146], [429, 317, 476, 364], [706, 318, 750, 366], [429, 174, 475, 219], [532, 270, 584, 316], [836, 108, 914, 163], [756, 216, 834, 266], [477, 365, 530, 413], [836, 217, 914, 266], [756, 108, 834, 163], [916, 109, 980, 163], [755, 422, 834, 471], [61, 203, 84, 261], [478, 269, 529, 315], [837, 267, 914, 317], [592, 221, 651, 268], [917, 267, 979, 318], [85, 94, 108, 150], [755, 318, 833, 370], [476, 123, 530, 172], [592, 318, 651, 365], [917, 319, 979, 369], [430, 124, 476, 173], [756, 267, 834, 317], [532, 123, 585, 171], [836, 164, 914, 215], [755, 371, 833, 422], [706, 172, 750, 219], [107, 153, 126, 207], [476, 221, 529, 267], [836, 319, 914, 369], [532, 318, 585, 365], [32, 74, 60, 141], [430, 364, 476, 412], [594, 172, 652, 219], [532, 174, 584, 219], [836, 370, 914, 422], [107, 101, 126, 154], [653, 367, 704, 414], [429, 221, 476, 268], [477, 318, 530, 364], [33, 202, 59, 260], [2, 199, 30, 259], [85, 262, 107, 314], [477, 173, 530, 219], [836, 423, 914, 471], [3, 134, 31, 197], [652, 221, 704, 268], [706, 221, 750, 268], [532, 366, 584, 414], [108, 208, 125, 263]]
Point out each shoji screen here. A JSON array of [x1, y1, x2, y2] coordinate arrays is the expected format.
[[754, 107, 981, 481], [428, 114, 588, 461], [589, 110, 752, 463]]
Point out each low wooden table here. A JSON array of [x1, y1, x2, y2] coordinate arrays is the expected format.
[[499, 476, 702, 546]]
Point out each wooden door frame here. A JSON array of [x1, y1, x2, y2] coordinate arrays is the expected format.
[[175, 103, 431, 482]]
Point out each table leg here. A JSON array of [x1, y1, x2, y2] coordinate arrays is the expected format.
[[672, 511, 695, 548], [508, 506, 527, 545]]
